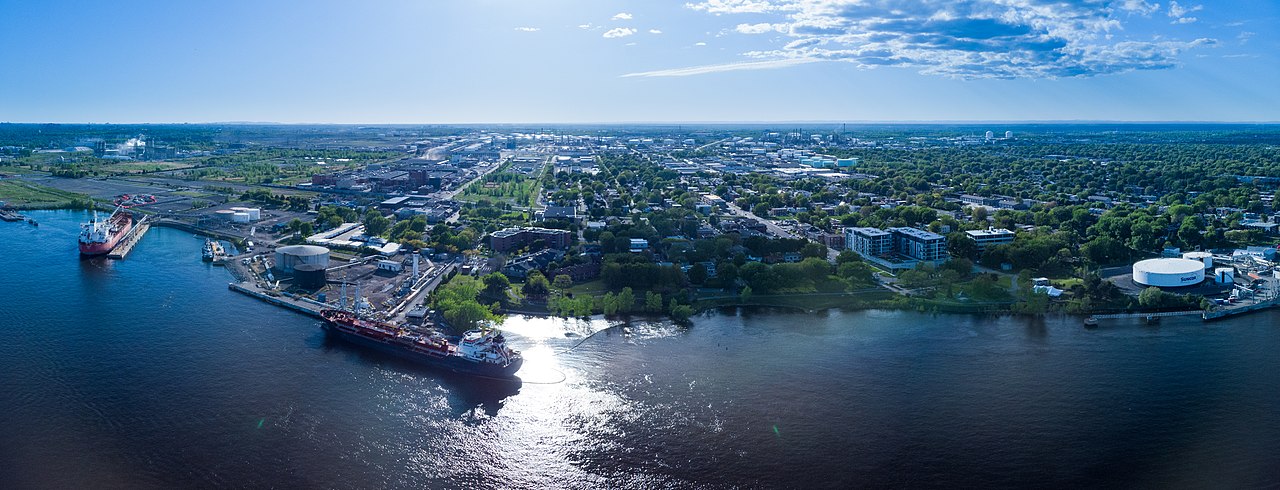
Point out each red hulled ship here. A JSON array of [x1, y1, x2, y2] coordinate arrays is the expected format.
[[79, 207, 134, 256]]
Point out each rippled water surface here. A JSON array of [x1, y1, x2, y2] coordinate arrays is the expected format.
[[2, 210, 1279, 488]]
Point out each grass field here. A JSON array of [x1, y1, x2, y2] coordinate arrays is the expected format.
[[0, 179, 93, 209], [100, 162, 194, 174]]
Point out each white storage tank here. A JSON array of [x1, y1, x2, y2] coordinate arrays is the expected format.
[[1182, 251, 1213, 269], [231, 212, 251, 223], [1132, 258, 1206, 288], [245, 208, 261, 221], [1216, 268, 1235, 284], [274, 245, 331, 273], [215, 209, 236, 220]]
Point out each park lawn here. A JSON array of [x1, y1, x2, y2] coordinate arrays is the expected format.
[[565, 279, 609, 296]]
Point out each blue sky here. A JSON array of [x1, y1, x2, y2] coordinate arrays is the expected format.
[[0, 0, 1275, 123]]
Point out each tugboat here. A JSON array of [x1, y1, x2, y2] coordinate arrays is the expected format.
[[320, 309, 523, 378], [202, 239, 225, 262]]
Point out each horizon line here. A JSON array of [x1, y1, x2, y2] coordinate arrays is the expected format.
[[3, 119, 1280, 126]]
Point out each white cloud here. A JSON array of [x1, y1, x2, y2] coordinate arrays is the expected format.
[[685, 0, 784, 14], [513, 27, 540, 32], [649, 29, 663, 34], [603, 27, 638, 39], [1119, 0, 1161, 16], [1238, 31, 1254, 44], [612, 12, 633, 21], [1167, 1, 1202, 23], [622, 58, 818, 77], [735, 23, 781, 34], [695, 42, 708, 46], [673, 0, 1217, 79]]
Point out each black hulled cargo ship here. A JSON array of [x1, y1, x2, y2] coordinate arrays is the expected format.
[[319, 309, 523, 378]]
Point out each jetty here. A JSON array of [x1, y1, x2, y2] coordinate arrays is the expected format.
[[106, 216, 151, 260], [228, 282, 324, 318]]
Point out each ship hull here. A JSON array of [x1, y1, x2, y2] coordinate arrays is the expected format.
[[321, 322, 523, 378], [79, 217, 133, 256]]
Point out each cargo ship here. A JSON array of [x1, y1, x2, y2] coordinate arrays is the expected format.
[[320, 309, 523, 378], [79, 207, 133, 256]]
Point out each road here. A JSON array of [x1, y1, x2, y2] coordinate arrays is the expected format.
[[725, 201, 801, 240], [438, 159, 507, 200], [390, 261, 459, 323]]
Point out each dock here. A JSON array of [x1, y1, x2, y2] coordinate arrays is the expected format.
[[106, 216, 151, 259], [228, 282, 325, 318], [1203, 297, 1280, 321]]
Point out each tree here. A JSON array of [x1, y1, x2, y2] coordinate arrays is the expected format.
[[645, 291, 664, 312], [971, 206, 989, 222], [740, 285, 753, 302], [522, 271, 551, 297], [363, 210, 391, 237], [837, 261, 875, 286], [1138, 287, 1166, 308], [617, 287, 636, 313], [552, 274, 574, 291], [687, 263, 709, 284], [801, 242, 827, 259], [835, 250, 861, 265], [482, 272, 510, 297], [602, 292, 619, 315], [443, 301, 497, 330], [946, 232, 980, 261]]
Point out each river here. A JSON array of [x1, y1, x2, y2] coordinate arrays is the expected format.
[[1, 210, 1278, 488]]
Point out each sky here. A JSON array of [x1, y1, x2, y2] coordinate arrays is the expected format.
[[0, 0, 1276, 123]]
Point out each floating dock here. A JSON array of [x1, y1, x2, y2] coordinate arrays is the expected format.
[[106, 216, 151, 260]]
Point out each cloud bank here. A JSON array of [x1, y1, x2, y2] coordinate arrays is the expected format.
[[669, 0, 1214, 79]]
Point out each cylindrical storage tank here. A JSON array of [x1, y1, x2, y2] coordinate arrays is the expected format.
[[245, 208, 261, 221], [1182, 251, 1213, 269], [274, 245, 330, 274], [231, 212, 251, 223], [230, 206, 251, 212], [1217, 268, 1235, 284], [1133, 258, 1206, 288], [293, 263, 327, 289], [215, 209, 236, 220]]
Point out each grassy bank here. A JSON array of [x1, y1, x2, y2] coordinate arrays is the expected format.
[[0, 180, 94, 209], [695, 289, 898, 312]]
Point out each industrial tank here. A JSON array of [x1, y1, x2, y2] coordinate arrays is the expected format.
[[274, 245, 330, 273]]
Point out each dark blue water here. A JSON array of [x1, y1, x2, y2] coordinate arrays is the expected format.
[[2, 210, 1280, 489]]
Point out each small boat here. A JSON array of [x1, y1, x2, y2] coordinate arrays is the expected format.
[[1083, 316, 1099, 328]]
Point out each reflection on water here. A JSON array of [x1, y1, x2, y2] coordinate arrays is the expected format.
[[5, 211, 1280, 489]]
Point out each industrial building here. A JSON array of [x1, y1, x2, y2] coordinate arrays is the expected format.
[[489, 227, 571, 253], [274, 244, 331, 274], [1132, 258, 1206, 288]]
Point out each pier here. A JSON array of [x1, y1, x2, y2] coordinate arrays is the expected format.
[[106, 216, 151, 259], [228, 282, 324, 318]]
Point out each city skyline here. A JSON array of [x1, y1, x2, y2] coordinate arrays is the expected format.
[[1, 0, 1276, 123]]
